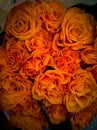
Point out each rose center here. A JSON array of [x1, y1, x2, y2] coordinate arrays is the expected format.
[[71, 27, 81, 37]]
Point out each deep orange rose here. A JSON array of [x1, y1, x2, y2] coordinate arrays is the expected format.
[[47, 104, 68, 124], [9, 98, 48, 130], [61, 7, 95, 50], [0, 75, 33, 111], [70, 98, 97, 130], [5, 1, 41, 40], [32, 69, 66, 105], [64, 69, 97, 112]]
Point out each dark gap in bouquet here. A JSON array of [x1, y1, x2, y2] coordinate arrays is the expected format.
[[71, 3, 97, 20]]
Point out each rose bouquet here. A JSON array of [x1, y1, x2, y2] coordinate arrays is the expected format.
[[0, 0, 97, 130]]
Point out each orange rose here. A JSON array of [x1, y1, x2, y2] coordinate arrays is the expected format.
[[52, 33, 64, 51], [64, 69, 97, 112], [5, 1, 41, 40], [81, 46, 97, 65], [9, 98, 48, 130], [34, 0, 67, 33], [47, 104, 68, 124], [0, 46, 8, 80], [19, 50, 53, 79], [32, 69, 65, 105], [55, 47, 81, 74], [19, 59, 36, 79], [94, 37, 97, 53], [61, 7, 95, 50], [3, 51, 20, 72], [25, 30, 51, 52], [70, 98, 97, 130], [2, 40, 28, 73], [87, 65, 97, 83], [0, 75, 33, 111]]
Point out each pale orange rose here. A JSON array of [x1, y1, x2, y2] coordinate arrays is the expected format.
[[34, 0, 67, 33], [81, 46, 97, 65], [5, 1, 41, 40], [61, 7, 95, 50], [0, 75, 33, 111], [32, 69, 66, 105], [47, 104, 68, 124], [64, 69, 97, 113], [9, 98, 48, 130]]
